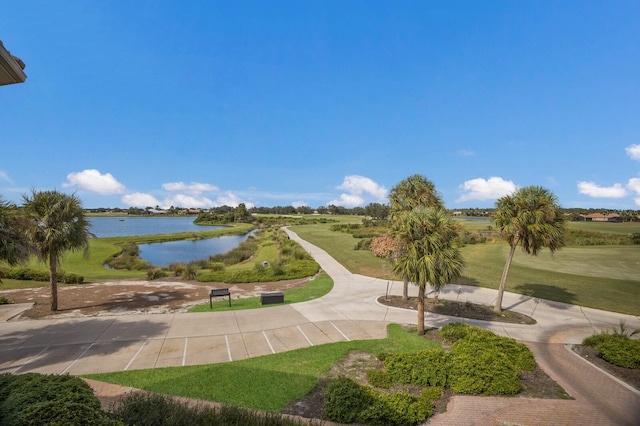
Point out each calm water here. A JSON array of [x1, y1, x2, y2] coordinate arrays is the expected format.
[[89, 216, 224, 237], [89, 216, 251, 266], [139, 234, 253, 267]]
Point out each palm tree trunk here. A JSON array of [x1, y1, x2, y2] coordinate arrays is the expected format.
[[402, 275, 408, 300], [49, 252, 58, 311], [417, 284, 425, 335], [494, 243, 517, 313]]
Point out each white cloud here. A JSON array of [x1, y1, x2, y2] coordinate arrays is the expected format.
[[577, 181, 627, 198], [121, 192, 161, 208], [0, 170, 14, 183], [457, 149, 475, 156], [215, 192, 254, 208], [330, 175, 387, 207], [627, 178, 640, 194], [165, 194, 215, 208], [162, 181, 219, 193], [329, 193, 365, 208], [292, 201, 308, 208], [63, 169, 126, 194], [337, 175, 387, 201], [625, 144, 640, 161], [456, 177, 517, 202]]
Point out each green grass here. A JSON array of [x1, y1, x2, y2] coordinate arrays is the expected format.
[[290, 224, 395, 279], [188, 272, 333, 312], [568, 221, 640, 235], [290, 222, 640, 315], [84, 324, 439, 412]]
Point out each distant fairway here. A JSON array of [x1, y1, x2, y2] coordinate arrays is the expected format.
[[290, 220, 640, 315], [512, 245, 639, 281]]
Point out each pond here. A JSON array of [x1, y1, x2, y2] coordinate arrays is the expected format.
[[89, 216, 252, 266], [89, 216, 224, 238]]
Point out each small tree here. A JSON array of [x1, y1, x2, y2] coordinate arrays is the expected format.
[[393, 207, 464, 334], [22, 190, 93, 311], [493, 186, 565, 313], [389, 174, 444, 300], [0, 196, 32, 268]]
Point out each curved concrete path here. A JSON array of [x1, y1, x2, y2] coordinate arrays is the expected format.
[[1, 228, 639, 424]]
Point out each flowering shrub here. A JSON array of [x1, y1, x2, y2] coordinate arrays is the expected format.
[[370, 235, 397, 258]]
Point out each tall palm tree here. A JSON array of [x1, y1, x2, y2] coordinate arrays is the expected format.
[[0, 196, 32, 268], [393, 207, 464, 334], [493, 186, 566, 313], [389, 174, 444, 300], [22, 190, 93, 311]]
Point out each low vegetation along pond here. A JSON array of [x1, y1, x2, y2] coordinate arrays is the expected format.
[[89, 216, 252, 266]]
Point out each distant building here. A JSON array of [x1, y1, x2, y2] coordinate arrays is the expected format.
[[577, 213, 623, 222]]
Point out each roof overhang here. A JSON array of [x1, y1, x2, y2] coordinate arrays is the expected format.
[[0, 41, 27, 86]]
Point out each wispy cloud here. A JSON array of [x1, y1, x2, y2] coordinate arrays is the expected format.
[[63, 169, 126, 194], [0, 170, 14, 183], [457, 149, 475, 156], [577, 181, 627, 198], [162, 181, 219, 193], [456, 177, 517, 202]]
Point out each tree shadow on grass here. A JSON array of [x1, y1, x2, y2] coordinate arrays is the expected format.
[[511, 283, 577, 310]]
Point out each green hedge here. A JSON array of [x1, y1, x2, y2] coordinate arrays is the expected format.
[[197, 260, 319, 283], [0, 373, 119, 426], [382, 349, 450, 387], [448, 348, 521, 395], [323, 377, 435, 426], [598, 338, 640, 369], [0, 267, 84, 284]]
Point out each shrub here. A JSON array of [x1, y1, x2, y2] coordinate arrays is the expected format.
[[182, 263, 199, 280], [597, 338, 640, 369], [111, 392, 308, 426], [354, 237, 372, 251], [168, 262, 185, 277], [383, 349, 450, 387], [0, 373, 118, 426], [452, 333, 536, 371], [448, 348, 521, 395], [147, 268, 168, 280], [369, 235, 396, 258], [0, 296, 11, 305], [360, 390, 433, 426], [323, 377, 375, 424], [367, 369, 393, 389], [60, 272, 84, 284], [439, 323, 495, 344], [209, 262, 226, 272]]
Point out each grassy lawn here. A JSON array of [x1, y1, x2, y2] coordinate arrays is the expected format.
[[290, 224, 395, 279], [84, 324, 439, 412], [290, 222, 640, 315], [188, 272, 333, 312]]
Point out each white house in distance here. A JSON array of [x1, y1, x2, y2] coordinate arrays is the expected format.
[[0, 40, 27, 86]]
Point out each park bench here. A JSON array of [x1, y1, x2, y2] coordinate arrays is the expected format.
[[210, 288, 231, 308], [261, 292, 284, 305]]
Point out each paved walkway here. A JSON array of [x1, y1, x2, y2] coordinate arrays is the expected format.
[[1, 228, 639, 424]]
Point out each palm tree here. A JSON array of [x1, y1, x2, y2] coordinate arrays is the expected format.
[[0, 196, 32, 268], [389, 174, 444, 300], [393, 207, 464, 334], [22, 190, 93, 311], [493, 186, 566, 313]]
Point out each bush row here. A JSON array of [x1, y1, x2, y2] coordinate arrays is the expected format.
[[197, 260, 319, 283], [0, 267, 84, 284], [583, 330, 640, 369], [0, 373, 118, 426], [323, 377, 438, 426]]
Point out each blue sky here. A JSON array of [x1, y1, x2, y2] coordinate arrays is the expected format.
[[2, 1, 639, 210]]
